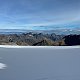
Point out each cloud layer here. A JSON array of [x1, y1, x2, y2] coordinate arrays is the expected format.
[[0, 0, 80, 29]]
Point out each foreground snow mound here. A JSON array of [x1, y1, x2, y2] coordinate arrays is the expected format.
[[0, 63, 7, 69]]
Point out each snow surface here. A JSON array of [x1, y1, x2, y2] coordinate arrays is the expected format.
[[0, 45, 80, 49], [0, 47, 80, 80]]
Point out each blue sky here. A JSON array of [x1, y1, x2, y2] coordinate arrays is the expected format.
[[0, 0, 80, 30]]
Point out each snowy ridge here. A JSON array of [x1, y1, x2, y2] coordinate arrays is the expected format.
[[0, 45, 80, 49]]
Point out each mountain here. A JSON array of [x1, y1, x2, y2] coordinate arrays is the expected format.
[[33, 39, 54, 46], [0, 31, 80, 46], [64, 35, 80, 46]]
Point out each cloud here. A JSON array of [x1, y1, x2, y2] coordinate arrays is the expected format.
[[0, 63, 7, 69], [0, 0, 80, 29]]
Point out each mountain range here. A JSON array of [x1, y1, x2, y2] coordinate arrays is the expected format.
[[0, 31, 80, 46]]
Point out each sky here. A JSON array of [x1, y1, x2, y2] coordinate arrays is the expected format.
[[0, 0, 80, 30]]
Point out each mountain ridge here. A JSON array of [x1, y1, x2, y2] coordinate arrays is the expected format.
[[0, 32, 80, 46]]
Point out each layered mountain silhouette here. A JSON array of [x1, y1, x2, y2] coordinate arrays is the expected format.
[[0, 32, 80, 46]]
